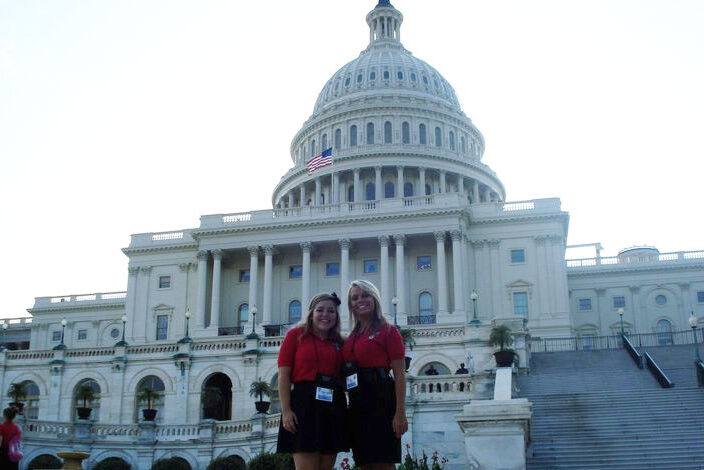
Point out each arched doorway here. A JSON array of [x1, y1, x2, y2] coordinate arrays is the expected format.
[[201, 373, 232, 421]]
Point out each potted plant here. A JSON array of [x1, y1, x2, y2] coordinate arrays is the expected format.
[[249, 378, 273, 413], [75, 383, 95, 419], [489, 324, 517, 367], [137, 386, 162, 421], [7, 382, 26, 413], [399, 328, 416, 371]]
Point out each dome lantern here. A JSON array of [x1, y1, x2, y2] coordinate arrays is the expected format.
[[366, 0, 403, 46]]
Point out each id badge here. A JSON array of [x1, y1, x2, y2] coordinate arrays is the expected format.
[[346, 373, 358, 390], [316, 386, 333, 402]]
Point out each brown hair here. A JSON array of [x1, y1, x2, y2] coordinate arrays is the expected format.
[[298, 293, 343, 346], [347, 279, 387, 334], [3, 406, 17, 421]]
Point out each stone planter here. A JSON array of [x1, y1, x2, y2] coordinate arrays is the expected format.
[[142, 408, 158, 421], [255, 401, 270, 413], [76, 407, 92, 419], [494, 350, 516, 368]]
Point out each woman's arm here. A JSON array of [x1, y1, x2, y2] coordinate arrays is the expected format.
[[390, 358, 408, 438], [278, 366, 297, 433]]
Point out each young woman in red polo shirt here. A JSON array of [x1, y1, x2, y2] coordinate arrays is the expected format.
[[343, 280, 407, 470], [276, 292, 347, 470], [0, 406, 22, 470]]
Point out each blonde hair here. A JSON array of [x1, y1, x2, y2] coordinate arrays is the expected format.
[[347, 279, 387, 333], [299, 292, 343, 345]]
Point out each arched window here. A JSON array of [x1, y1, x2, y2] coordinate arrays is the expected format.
[[238, 303, 249, 325], [370, 71, 376, 81], [136, 375, 165, 422], [419, 292, 433, 316], [270, 374, 281, 414], [22, 381, 40, 420], [384, 181, 395, 198], [366, 122, 375, 144], [74, 379, 101, 421], [420, 362, 451, 376], [347, 185, 355, 202], [384, 121, 392, 143], [334, 129, 341, 149], [366, 182, 376, 201], [419, 124, 427, 145], [404, 182, 413, 197], [310, 139, 316, 157], [201, 373, 232, 421], [288, 300, 302, 324], [425, 184, 432, 196], [435, 127, 442, 147], [461, 136, 466, 153], [656, 319, 673, 345], [350, 125, 357, 146], [322, 134, 328, 151], [449, 131, 455, 150], [402, 122, 410, 144]]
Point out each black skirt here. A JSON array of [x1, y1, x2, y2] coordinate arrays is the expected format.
[[347, 370, 401, 465], [276, 381, 348, 455]]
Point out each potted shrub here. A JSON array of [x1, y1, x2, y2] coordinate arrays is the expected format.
[[399, 328, 416, 371], [75, 383, 95, 419], [249, 378, 273, 413], [137, 386, 163, 421], [7, 382, 26, 413], [489, 325, 517, 367]]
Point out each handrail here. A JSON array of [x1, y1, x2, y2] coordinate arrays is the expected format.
[[530, 329, 701, 353], [622, 334, 643, 369], [696, 360, 704, 387], [643, 352, 674, 388]]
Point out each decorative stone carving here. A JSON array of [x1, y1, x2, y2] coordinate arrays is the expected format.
[[338, 239, 351, 250], [247, 246, 259, 257], [434, 231, 446, 243], [262, 245, 275, 256], [140, 266, 152, 273], [450, 230, 462, 242], [300, 241, 312, 252], [197, 250, 209, 261], [393, 234, 406, 245], [211, 249, 224, 259], [378, 235, 390, 247], [128, 267, 140, 275]]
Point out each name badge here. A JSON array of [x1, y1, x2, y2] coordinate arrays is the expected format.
[[316, 386, 333, 402], [346, 373, 358, 390]]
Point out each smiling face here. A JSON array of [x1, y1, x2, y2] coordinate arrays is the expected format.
[[349, 285, 377, 325], [311, 299, 338, 337]]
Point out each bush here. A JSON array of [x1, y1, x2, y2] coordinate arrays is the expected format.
[[248, 452, 294, 470], [152, 457, 191, 470], [28, 454, 62, 470], [207, 455, 247, 470], [397, 446, 448, 470], [93, 457, 131, 470]]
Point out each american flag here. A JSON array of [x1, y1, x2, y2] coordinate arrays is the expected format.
[[307, 147, 333, 174]]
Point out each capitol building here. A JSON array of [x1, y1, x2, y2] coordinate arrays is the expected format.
[[3, 1, 704, 469]]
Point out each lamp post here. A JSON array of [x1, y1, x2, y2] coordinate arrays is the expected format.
[[392, 297, 399, 326], [689, 312, 701, 363], [251, 306, 258, 335], [0, 322, 7, 351], [178, 309, 192, 344], [115, 315, 128, 347], [53, 318, 68, 350], [618, 307, 625, 337], [470, 290, 480, 326]]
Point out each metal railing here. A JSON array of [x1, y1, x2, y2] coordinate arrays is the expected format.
[[696, 361, 704, 387], [530, 329, 704, 353], [218, 326, 244, 336], [407, 315, 437, 325], [644, 352, 674, 388], [622, 334, 643, 368]]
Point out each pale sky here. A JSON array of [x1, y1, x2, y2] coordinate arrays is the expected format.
[[1, 0, 702, 319]]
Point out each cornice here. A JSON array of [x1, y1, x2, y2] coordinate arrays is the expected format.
[[470, 212, 569, 226], [28, 302, 125, 314], [121, 243, 198, 256], [567, 261, 704, 277]]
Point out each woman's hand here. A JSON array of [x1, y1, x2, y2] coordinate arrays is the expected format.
[[392, 410, 408, 438], [282, 408, 298, 434]]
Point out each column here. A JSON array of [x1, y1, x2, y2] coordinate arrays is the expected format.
[[315, 177, 322, 206], [287, 191, 294, 208], [488, 240, 502, 317], [457, 175, 464, 195], [353, 168, 361, 202], [419, 167, 426, 196], [300, 185, 306, 207], [397, 166, 405, 197], [333, 172, 340, 204], [470, 240, 488, 319], [439, 171, 447, 193], [375, 166, 382, 200], [379, 235, 391, 315], [534, 236, 549, 316], [126, 267, 139, 341], [451, 230, 465, 316], [435, 231, 449, 315], [301, 242, 312, 308], [209, 249, 223, 330], [340, 239, 351, 318], [263, 245, 274, 325], [394, 235, 407, 317], [248, 246, 259, 317], [473, 181, 480, 204], [483, 187, 490, 202], [196, 250, 209, 330]]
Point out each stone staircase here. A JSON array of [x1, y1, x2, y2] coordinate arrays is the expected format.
[[517, 346, 704, 469]]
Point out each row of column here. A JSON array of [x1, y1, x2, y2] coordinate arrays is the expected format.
[[195, 230, 467, 329]]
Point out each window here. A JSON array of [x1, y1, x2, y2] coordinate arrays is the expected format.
[[348, 185, 355, 202], [656, 319, 673, 345], [417, 256, 432, 271], [326, 262, 340, 276], [425, 184, 431, 195], [357, 73, 363, 83], [238, 303, 249, 324], [410, 72, 417, 82], [578, 298, 592, 311], [419, 292, 433, 316], [334, 129, 341, 149], [435, 127, 442, 147], [289, 265, 303, 279], [383, 70, 390, 80], [449, 131, 455, 150], [404, 182, 413, 197], [345, 76, 350, 87], [289, 301, 302, 323], [698, 291, 704, 303], [350, 125, 357, 146], [158, 275, 171, 289], [402, 122, 410, 143], [423, 75, 429, 85], [397, 71, 403, 80], [655, 294, 667, 306], [370, 71, 376, 81], [365, 182, 375, 201], [74, 379, 100, 421], [419, 124, 427, 144], [364, 259, 378, 274], [78, 329, 87, 340], [613, 296, 626, 309], [366, 123, 374, 144], [156, 315, 168, 340], [239, 269, 250, 282], [384, 121, 392, 143], [136, 376, 165, 423], [110, 328, 120, 339], [510, 249, 525, 263], [322, 133, 328, 150], [22, 381, 40, 420], [384, 181, 395, 198], [52, 331, 62, 342], [513, 292, 529, 316]]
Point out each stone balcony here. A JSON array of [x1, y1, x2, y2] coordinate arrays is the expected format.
[[31, 291, 127, 310], [566, 249, 704, 273]]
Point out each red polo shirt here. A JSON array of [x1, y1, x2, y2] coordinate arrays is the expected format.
[[278, 326, 343, 383], [342, 322, 405, 368], [0, 420, 20, 452]]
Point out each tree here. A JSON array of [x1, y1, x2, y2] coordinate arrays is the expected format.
[[75, 383, 95, 408], [7, 382, 26, 404], [249, 379, 273, 402], [136, 386, 163, 410], [488, 325, 513, 351]]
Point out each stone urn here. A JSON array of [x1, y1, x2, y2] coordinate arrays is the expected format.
[[57, 451, 90, 470]]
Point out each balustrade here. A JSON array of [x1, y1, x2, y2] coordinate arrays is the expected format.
[[566, 249, 704, 269]]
